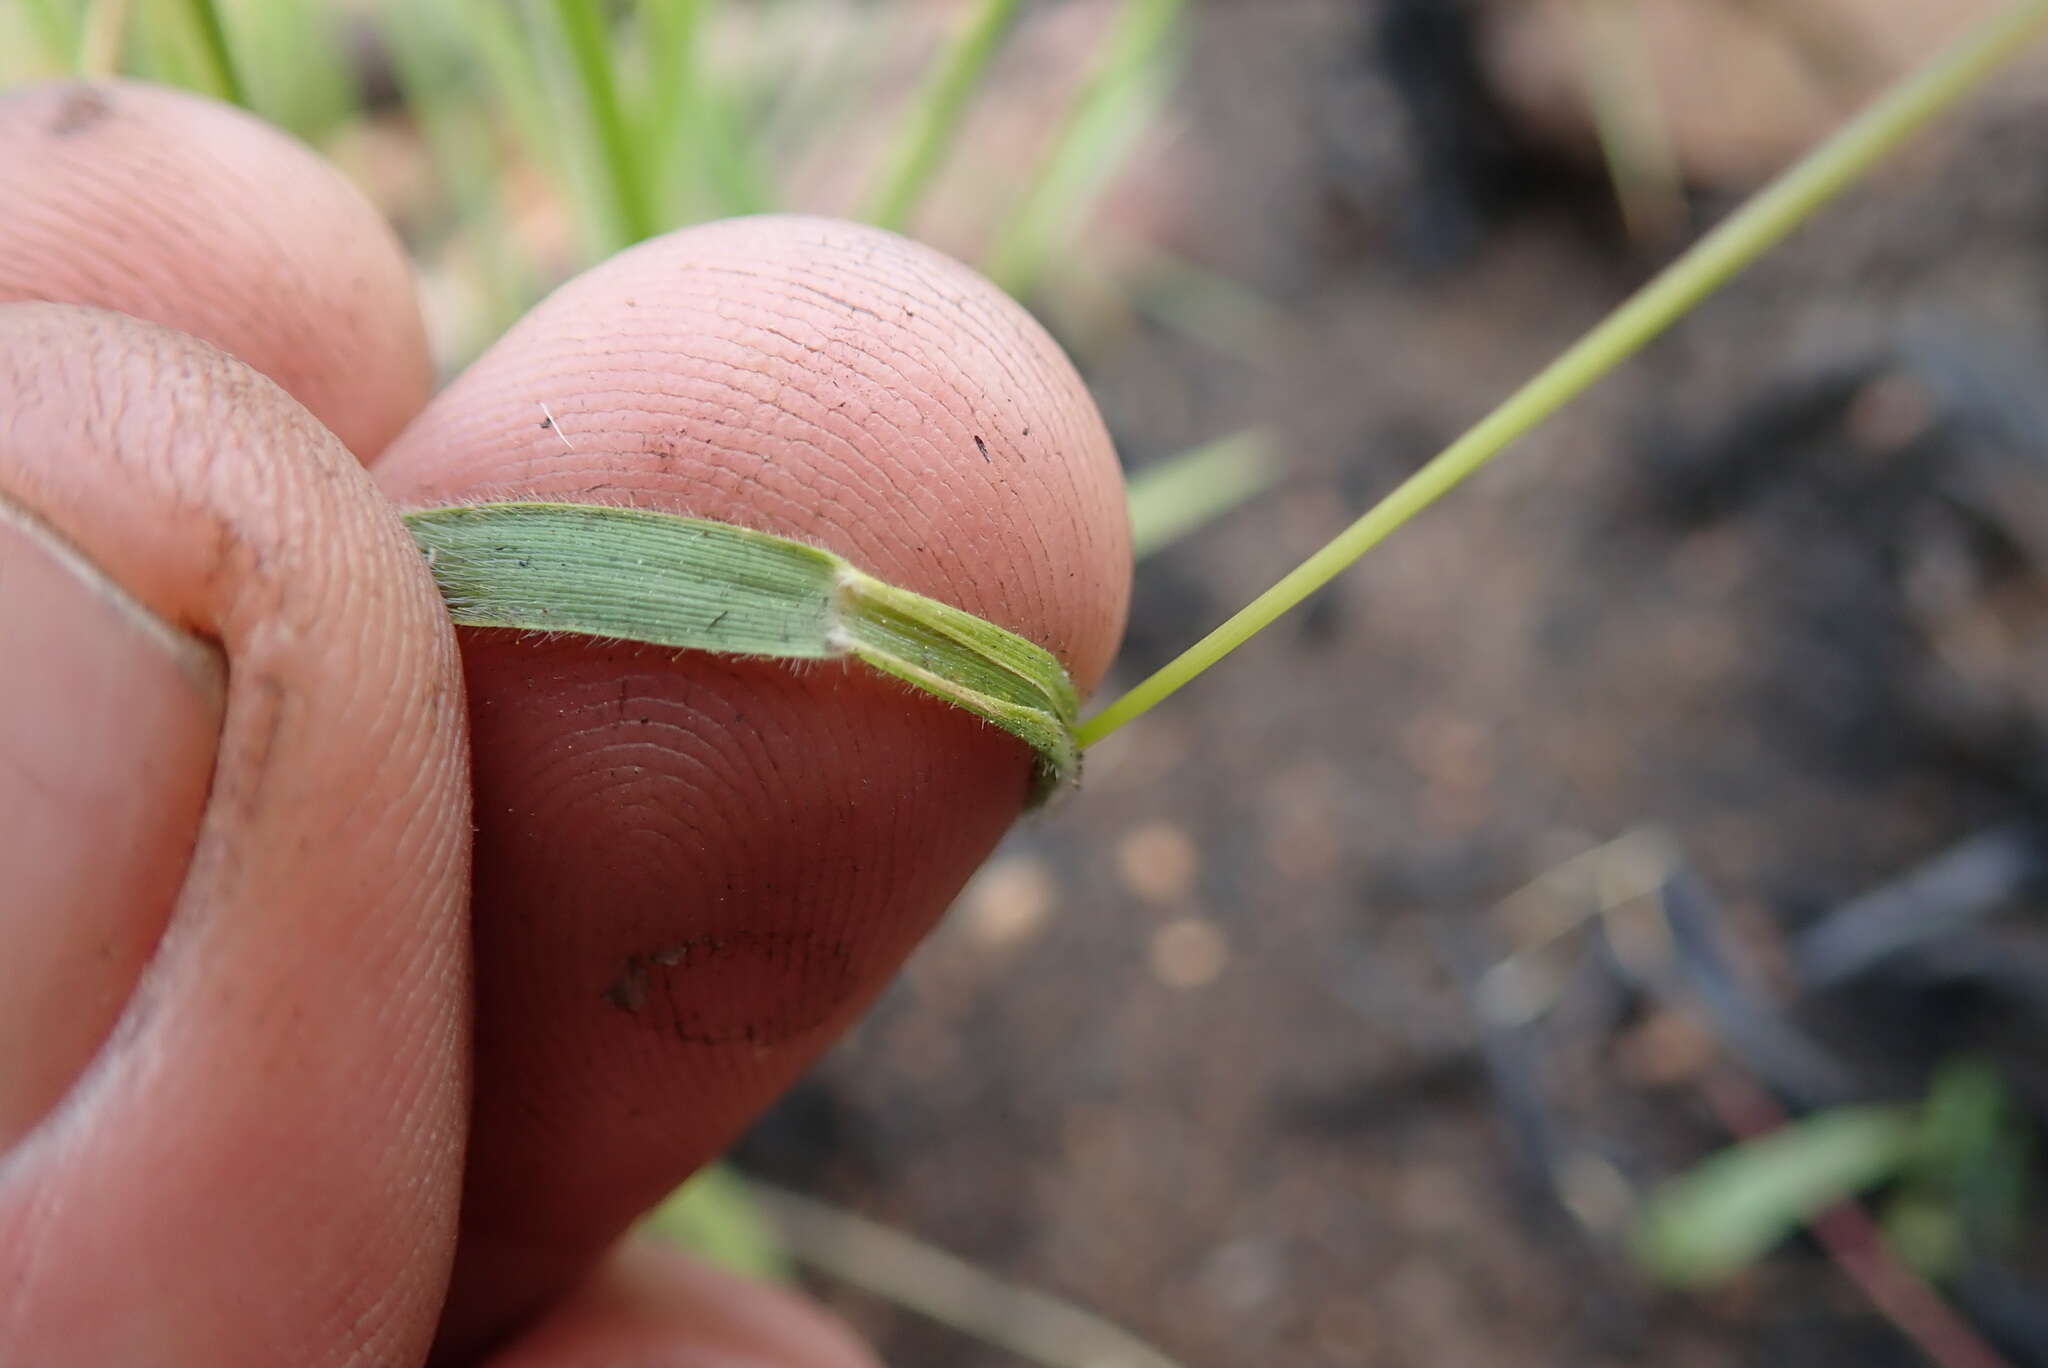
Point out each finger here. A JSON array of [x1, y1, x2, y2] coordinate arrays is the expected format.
[[484, 1239, 877, 1368], [372, 215, 1129, 1352], [0, 304, 471, 1363], [0, 79, 431, 460]]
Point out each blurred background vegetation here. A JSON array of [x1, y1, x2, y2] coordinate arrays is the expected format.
[[8, 3, 2048, 1365]]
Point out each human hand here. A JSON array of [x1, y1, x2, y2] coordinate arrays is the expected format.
[[0, 79, 1129, 1365]]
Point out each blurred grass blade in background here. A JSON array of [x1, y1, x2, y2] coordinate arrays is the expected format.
[[642, 1164, 791, 1282], [1126, 429, 1278, 560], [862, 0, 1023, 233], [216, 0, 353, 140], [634, 0, 706, 227], [986, 0, 1185, 298], [1636, 1106, 1918, 1286], [158, 0, 245, 106], [535, 0, 659, 249], [15, 0, 83, 73], [746, 1178, 1185, 1368]]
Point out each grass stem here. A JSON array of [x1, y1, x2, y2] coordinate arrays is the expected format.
[[746, 1178, 1184, 1368], [1075, 0, 2048, 749]]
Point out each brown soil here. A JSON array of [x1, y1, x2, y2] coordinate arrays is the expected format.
[[735, 5, 2048, 1365]]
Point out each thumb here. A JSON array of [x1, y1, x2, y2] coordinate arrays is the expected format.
[[0, 305, 472, 1364]]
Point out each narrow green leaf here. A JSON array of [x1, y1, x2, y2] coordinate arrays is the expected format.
[[543, 0, 660, 248], [1635, 1106, 1916, 1286], [636, 0, 706, 226], [168, 0, 245, 106], [217, 0, 354, 141], [1126, 429, 1277, 559], [862, 0, 1024, 233], [404, 503, 1080, 803], [985, 0, 1185, 298], [642, 1164, 790, 1282]]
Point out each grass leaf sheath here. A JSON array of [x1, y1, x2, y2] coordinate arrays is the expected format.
[[404, 502, 1082, 803]]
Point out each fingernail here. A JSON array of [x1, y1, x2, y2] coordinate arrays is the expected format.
[[0, 503, 224, 1148]]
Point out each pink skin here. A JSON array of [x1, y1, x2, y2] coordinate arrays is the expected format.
[[0, 79, 1128, 1364]]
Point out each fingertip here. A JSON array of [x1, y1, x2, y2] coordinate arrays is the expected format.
[[378, 214, 1130, 687], [0, 79, 431, 459]]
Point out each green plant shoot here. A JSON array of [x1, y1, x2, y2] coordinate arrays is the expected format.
[[404, 503, 1081, 804], [1075, 0, 2048, 749]]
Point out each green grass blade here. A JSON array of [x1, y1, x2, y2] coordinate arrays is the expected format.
[[642, 1164, 791, 1282], [635, 0, 705, 226], [1076, 0, 2048, 749], [699, 71, 776, 218], [218, 0, 355, 141], [985, 0, 1185, 298], [745, 1178, 1186, 1368], [405, 502, 1081, 802], [544, 0, 660, 248], [1635, 1106, 1917, 1286], [1126, 430, 1278, 560], [453, 0, 559, 173], [168, 0, 245, 105], [862, 0, 1024, 233]]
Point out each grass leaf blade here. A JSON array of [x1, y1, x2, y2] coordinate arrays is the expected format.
[[405, 502, 1081, 802]]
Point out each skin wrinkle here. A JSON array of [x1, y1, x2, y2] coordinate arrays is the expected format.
[[484, 663, 759, 817], [716, 307, 997, 569], [516, 321, 954, 564], [770, 258, 1110, 648], [404, 228, 1114, 675]]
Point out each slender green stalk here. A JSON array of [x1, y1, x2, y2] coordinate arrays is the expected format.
[[1076, 0, 2048, 749], [862, 0, 1024, 232], [168, 0, 244, 105], [985, 0, 1184, 297], [547, 0, 660, 248], [746, 1178, 1184, 1368]]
